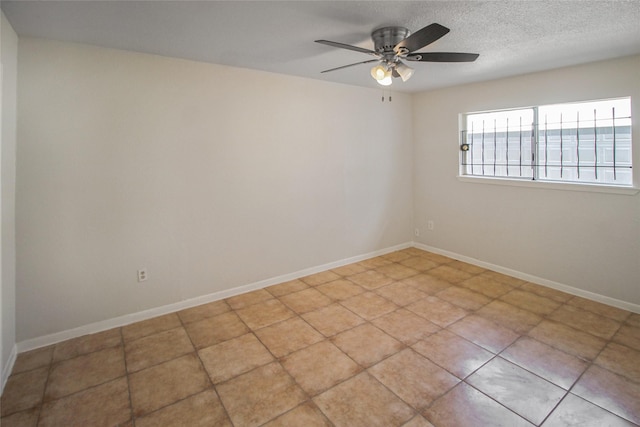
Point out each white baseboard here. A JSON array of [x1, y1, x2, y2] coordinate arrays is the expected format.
[[414, 242, 640, 314], [15, 239, 637, 356], [16, 242, 412, 353], [1, 344, 17, 394]]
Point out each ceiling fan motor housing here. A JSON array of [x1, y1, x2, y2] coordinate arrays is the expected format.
[[371, 27, 410, 54]]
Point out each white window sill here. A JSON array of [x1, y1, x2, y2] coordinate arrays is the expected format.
[[457, 175, 640, 195]]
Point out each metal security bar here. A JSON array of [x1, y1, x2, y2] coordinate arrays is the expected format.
[[460, 107, 535, 180], [460, 98, 633, 186]]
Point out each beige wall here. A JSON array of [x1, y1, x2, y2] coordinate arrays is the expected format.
[[413, 55, 640, 306], [1, 11, 18, 387], [12, 36, 640, 347], [16, 38, 414, 341]]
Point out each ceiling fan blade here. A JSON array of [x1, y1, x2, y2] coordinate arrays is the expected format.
[[394, 23, 449, 53], [320, 59, 380, 74], [315, 40, 379, 56], [406, 52, 479, 62]]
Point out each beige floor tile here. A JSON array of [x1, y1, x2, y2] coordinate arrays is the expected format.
[[279, 288, 332, 314], [426, 265, 472, 284], [423, 382, 534, 427], [542, 393, 636, 427], [406, 296, 468, 328], [398, 247, 428, 257], [448, 314, 519, 354], [399, 256, 439, 272], [314, 372, 414, 427], [369, 348, 459, 409], [45, 346, 125, 401], [129, 353, 210, 417], [613, 323, 640, 352], [184, 311, 249, 349], [340, 292, 398, 320], [0, 367, 48, 417], [435, 286, 491, 311], [572, 365, 640, 425], [332, 324, 403, 367], [124, 327, 194, 372], [528, 320, 607, 361], [375, 263, 420, 280], [226, 289, 273, 310], [217, 362, 306, 427], [548, 305, 621, 340], [381, 251, 415, 263], [412, 330, 493, 379], [266, 279, 308, 297], [282, 340, 361, 395], [255, 317, 323, 357], [263, 401, 332, 427], [419, 252, 455, 265], [331, 263, 368, 276], [316, 279, 365, 300], [459, 275, 514, 298], [501, 337, 588, 389], [11, 346, 53, 374], [371, 309, 440, 345], [476, 300, 542, 334], [302, 304, 365, 337], [135, 390, 231, 427], [357, 256, 393, 269], [447, 260, 486, 275], [235, 298, 294, 330], [177, 300, 230, 324], [519, 282, 573, 303], [375, 282, 428, 307], [122, 313, 181, 342], [38, 378, 130, 427], [480, 270, 527, 287], [467, 357, 566, 425], [301, 270, 341, 286], [53, 328, 122, 363], [347, 270, 394, 290], [626, 313, 640, 328], [567, 296, 631, 322], [0, 407, 40, 427], [401, 274, 451, 295], [198, 333, 274, 384], [595, 342, 640, 383], [499, 289, 561, 315]]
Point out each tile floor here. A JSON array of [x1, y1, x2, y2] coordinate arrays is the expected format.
[[2, 248, 639, 426]]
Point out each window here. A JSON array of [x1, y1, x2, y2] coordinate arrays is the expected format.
[[460, 98, 633, 187]]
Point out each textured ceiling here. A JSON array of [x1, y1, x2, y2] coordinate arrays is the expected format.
[[3, 0, 640, 93]]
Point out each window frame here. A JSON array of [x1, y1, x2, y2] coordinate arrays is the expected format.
[[458, 98, 638, 195]]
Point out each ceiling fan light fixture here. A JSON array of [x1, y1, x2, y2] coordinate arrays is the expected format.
[[377, 75, 393, 86], [370, 64, 390, 81], [395, 62, 415, 82]]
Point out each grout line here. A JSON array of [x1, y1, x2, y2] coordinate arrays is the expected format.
[[119, 328, 135, 426], [31, 346, 54, 426]]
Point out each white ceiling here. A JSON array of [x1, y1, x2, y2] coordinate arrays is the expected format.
[[3, 0, 640, 93]]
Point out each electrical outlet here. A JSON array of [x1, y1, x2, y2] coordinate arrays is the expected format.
[[414, 228, 420, 237], [137, 269, 148, 282], [427, 220, 434, 231]]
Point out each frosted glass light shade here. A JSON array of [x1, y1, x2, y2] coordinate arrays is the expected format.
[[370, 64, 391, 82]]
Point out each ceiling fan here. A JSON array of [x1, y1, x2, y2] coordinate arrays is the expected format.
[[315, 23, 478, 86]]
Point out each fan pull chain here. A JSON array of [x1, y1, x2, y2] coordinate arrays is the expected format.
[[381, 90, 392, 102]]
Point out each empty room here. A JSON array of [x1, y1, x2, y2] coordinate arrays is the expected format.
[[1, 1, 639, 426]]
